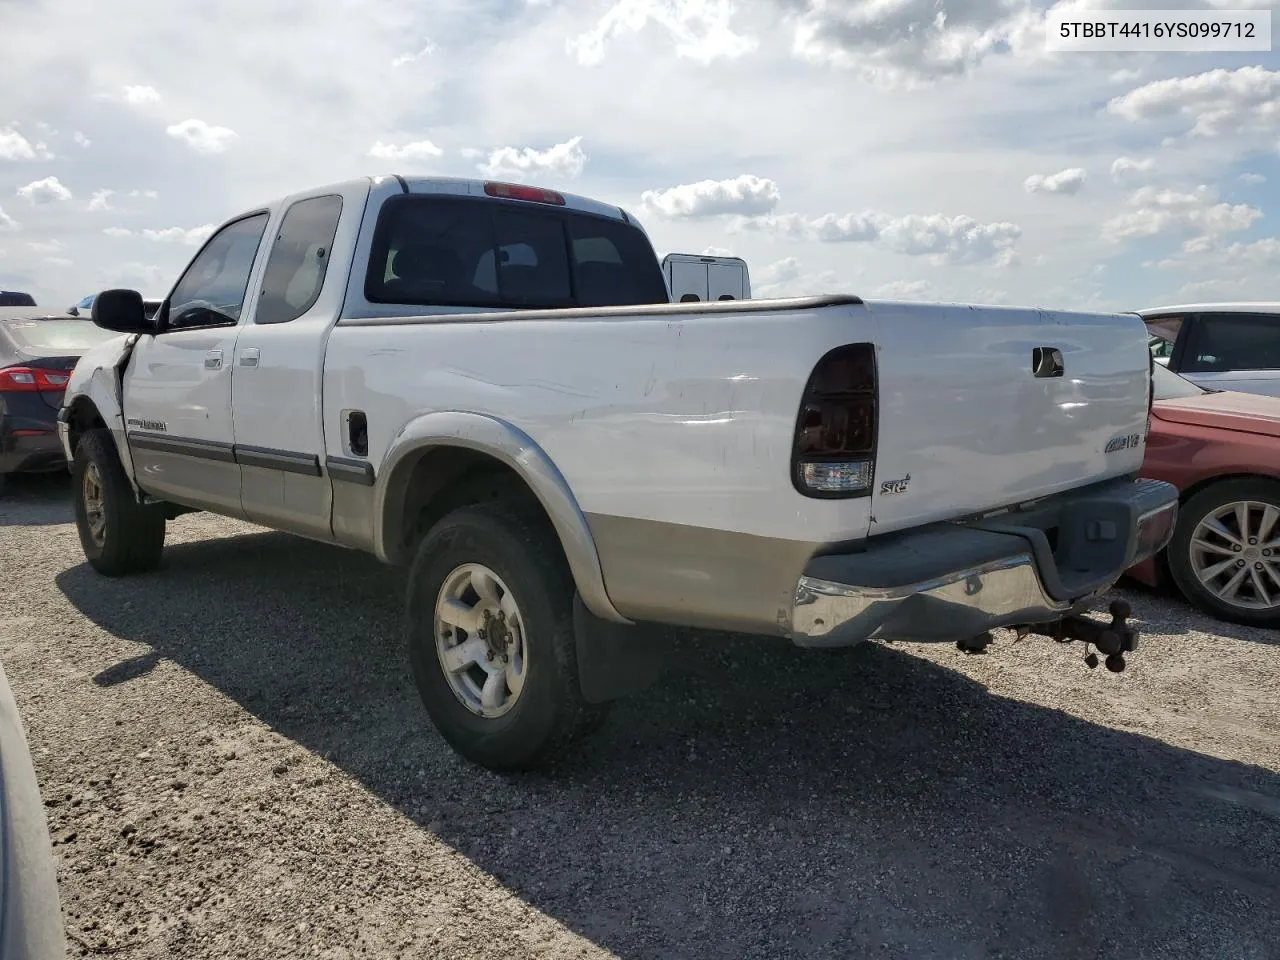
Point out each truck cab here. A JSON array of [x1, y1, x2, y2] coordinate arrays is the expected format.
[[661, 253, 750, 302]]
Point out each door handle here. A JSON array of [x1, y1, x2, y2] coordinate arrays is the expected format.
[[239, 347, 260, 368], [204, 349, 223, 370]]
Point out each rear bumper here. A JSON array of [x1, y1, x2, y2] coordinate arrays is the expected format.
[[0, 423, 64, 476], [790, 477, 1178, 647]]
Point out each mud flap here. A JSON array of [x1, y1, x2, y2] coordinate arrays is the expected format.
[[572, 593, 669, 704]]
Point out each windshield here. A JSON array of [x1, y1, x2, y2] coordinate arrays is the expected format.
[[3, 318, 122, 353], [1151, 359, 1208, 401]]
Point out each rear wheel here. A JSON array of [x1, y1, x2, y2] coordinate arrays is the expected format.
[[72, 428, 166, 576], [405, 501, 609, 771], [1167, 478, 1280, 627]]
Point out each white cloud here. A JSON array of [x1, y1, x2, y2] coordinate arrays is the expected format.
[[73, 131, 91, 148], [701, 246, 735, 256], [43, 256, 72, 268], [1239, 172, 1266, 185], [1102, 185, 1262, 245], [739, 207, 1022, 265], [1024, 167, 1086, 196], [477, 136, 587, 181], [569, 0, 757, 67], [1110, 156, 1154, 180], [367, 139, 444, 162], [872, 279, 934, 299], [103, 227, 132, 238], [27, 239, 62, 253], [141, 225, 215, 245], [783, 0, 1040, 87], [642, 174, 780, 219], [95, 84, 162, 105], [129, 189, 159, 200], [165, 119, 237, 154], [88, 189, 115, 212], [1107, 66, 1280, 140], [391, 41, 434, 66], [0, 126, 53, 161], [16, 176, 72, 204], [0, 206, 15, 232], [753, 256, 841, 298]]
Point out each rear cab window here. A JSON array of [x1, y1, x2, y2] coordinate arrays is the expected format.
[[364, 195, 669, 310]]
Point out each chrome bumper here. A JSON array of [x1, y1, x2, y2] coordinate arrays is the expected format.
[[790, 478, 1179, 648]]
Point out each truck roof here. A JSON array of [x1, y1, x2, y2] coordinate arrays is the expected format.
[[264, 175, 634, 226]]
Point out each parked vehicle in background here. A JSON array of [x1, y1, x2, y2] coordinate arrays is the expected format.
[[1140, 303, 1280, 397], [1128, 361, 1280, 626], [68, 293, 162, 320], [59, 174, 1175, 771], [0, 291, 37, 308], [0, 660, 67, 960], [1, 309, 121, 494], [662, 253, 750, 302]]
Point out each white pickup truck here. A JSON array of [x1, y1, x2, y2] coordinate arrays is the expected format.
[[59, 174, 1178, 771]]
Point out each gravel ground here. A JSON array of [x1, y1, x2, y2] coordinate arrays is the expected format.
[[2, 472, 1279, 960]]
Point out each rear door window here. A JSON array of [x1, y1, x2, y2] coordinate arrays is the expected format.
[[1183, 313, 1280, 372], [364, 196, 668, 309], [255, 194, 344, 325]]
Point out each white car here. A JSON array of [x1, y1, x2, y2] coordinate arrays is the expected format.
[[0, 661, 66, 959], [1140, 302, 1280, 397], [58, 174, 1177, 771]]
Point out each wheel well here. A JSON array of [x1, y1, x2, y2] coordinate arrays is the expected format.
[[65, 397, 107, 457], [389, 446, 551, 564], [1178, 472, 1280, 505]]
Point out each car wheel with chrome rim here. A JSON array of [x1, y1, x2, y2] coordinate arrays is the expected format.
[[1167, 477, 1280, 628], [405, 500, 608, 771]]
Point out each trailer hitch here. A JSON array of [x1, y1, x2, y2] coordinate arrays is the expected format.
[[1014, 599, 1138, 673]]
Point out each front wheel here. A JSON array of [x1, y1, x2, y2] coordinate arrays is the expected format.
[[1167, 477, 1280, 628], [71, 428, 166, 576], [405, 501, 609, 771]]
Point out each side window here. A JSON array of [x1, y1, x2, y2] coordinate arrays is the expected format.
[[1144, 315, 1184, 364], [166, 213, 270, 330], [255, 195, 343, 325], [1183, 313, 1280, 373]]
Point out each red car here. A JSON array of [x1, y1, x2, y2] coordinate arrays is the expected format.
[[1128, 362, 1280, 626]]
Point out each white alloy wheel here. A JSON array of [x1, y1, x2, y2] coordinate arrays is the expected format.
[[434, 562, 528, 719]]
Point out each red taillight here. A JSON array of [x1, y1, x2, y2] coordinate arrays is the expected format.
[[0, 366, 70, 393], [483, 181, 567, 206], [792, 343, 878, 498]]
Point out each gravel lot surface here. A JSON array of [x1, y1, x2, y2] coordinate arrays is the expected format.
[[2, 473, 1279, 960]]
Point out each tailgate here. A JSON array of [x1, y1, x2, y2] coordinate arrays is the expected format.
[[865, 301, 1149, 535]]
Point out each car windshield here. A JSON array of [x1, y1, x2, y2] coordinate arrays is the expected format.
[[1151, 359, 1208, 401], [3, 318, 122, 353]]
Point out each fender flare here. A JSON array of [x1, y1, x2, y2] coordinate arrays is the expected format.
[[372, 410, 629, 625], [62, 367, 140, 492]]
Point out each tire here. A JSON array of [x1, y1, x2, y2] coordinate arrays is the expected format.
[[1166, 477, 1280, 628], [71, 428, 166, 576], [405, 501, 609, 771]]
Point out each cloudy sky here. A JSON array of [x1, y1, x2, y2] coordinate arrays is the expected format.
[[0, 0, 1277, 310]]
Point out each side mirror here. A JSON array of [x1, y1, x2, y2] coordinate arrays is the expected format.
[[90, 289, 153, 333]]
